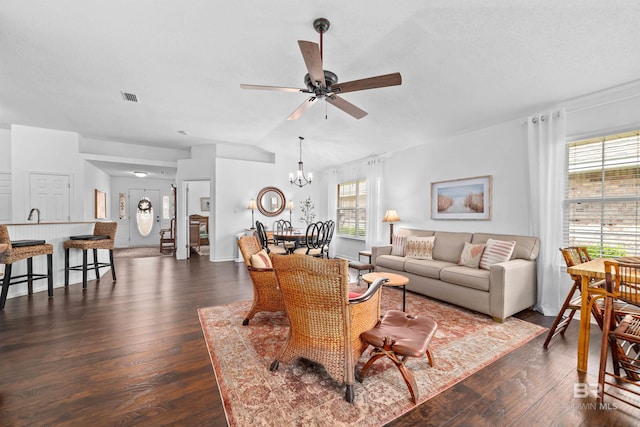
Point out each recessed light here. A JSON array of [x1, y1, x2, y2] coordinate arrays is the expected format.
[[133, 171, 148, 178]]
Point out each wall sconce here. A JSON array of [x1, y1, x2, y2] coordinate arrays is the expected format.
[[248, 199, 257, 229], [382, 209, 401, 244]]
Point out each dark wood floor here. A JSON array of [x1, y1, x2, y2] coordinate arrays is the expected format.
[[0, 254, 637, 426]]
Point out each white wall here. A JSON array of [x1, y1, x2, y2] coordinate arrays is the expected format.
[[0, 129, 10, 171], [10, 125, 85, 222], [187, 181, 210, 216], [84, 161, 111, 221]]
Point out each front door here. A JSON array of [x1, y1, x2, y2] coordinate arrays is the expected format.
[[129, 189, 160, 247]]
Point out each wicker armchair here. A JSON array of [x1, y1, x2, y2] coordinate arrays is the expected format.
[[237, 235, 286, 325], [270, 254, 386, 403]]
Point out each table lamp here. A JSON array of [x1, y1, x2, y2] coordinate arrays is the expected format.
[[248, 199, 257, 229], [382, 209, 401, 244], [286, 201, 295, 225]]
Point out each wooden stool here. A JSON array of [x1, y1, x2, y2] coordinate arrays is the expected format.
[[0, 226, 54, 310], [359, 310, 437, 404], [64, 222, 117, 289], [348, 260, 374, 283]]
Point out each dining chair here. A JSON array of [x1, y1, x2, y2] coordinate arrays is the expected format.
[[293, 221, 326, 257], [322, 220, 335, 258], [270, 253, 386, 402], [597, 260, 640, 409], [255, 221, 288, 255], [543, 247, 604, 349]]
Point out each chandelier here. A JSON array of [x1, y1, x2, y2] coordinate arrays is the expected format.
[[289, 136, 313, 187]]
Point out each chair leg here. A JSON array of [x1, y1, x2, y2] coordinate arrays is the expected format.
[[0, 264, 12, 310], [543, 281, 580, 349], [82, 250, 88, 289], [64, 248, 70, 286], [109, 250, 116, 281], [92, 248, 99, 280], [47, 254, 53, 298], [27, 257, 33, 295]]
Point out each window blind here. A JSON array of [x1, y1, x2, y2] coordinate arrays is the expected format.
[[337, 179, 367, 239], [565, 131, 640, 257]]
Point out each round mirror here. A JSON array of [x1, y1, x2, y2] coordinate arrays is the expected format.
[[257, 186, 286, 217]]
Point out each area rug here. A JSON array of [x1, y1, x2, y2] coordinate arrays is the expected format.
[[113, 245, 209, 258], [198, 287, 546, 427]]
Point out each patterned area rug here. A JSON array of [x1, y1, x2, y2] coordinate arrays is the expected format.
[[198, 286, 546, 427]]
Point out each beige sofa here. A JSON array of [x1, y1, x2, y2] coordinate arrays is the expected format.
[[371, 228, 540, 321]]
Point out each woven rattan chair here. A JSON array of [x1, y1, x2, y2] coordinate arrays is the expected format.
[[237, 235, 286, 325], [64, 222, 117, 289], [597, 260, 640, 409], [270, 254, 386, 403], [0, 225, 54, 310]]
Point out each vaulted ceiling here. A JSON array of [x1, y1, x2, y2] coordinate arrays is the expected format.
[[2, 1, 640, 176]]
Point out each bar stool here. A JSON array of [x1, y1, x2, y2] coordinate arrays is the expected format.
[[0, 225, 54, 310], [64, 222, 117, 289]]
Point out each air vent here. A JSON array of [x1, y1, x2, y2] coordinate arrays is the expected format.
[[120, 91, 140, 103]]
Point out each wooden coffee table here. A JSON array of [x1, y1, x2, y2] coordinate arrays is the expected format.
[[362, 271, 409, 312]]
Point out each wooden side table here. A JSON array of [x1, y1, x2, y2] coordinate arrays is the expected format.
[[362, 271, 409, 312]]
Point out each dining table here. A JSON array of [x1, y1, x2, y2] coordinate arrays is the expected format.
[[566, 257, 612, 372], [272, 230, 307, 252]]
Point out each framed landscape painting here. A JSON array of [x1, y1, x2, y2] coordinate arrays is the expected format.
[[431, 175, 491, 220]]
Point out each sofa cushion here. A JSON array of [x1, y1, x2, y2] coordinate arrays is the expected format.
[[391, 234, 407, 256], [458, 242, 485, 268], [479, 238, 516, 270], [440, 266, 491, 291], [472, 233, 540, 261], [404, 258, 456, 279], [376, 255, 407, 271], [405, 236, 435, 259], [432, 231, 473, 263]]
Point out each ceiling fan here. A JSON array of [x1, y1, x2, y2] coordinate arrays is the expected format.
[[240, 18, 402, 120]]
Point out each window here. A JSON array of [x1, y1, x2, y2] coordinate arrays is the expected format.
[[565, 130, 640, 257], [337, 179, 367, 239]]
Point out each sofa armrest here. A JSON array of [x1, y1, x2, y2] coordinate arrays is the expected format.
[[489, 259, 537, 321], [371, 245, 392, 266]]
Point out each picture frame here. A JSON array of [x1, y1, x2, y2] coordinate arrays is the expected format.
[[95, 189, 107, 219], [431, 175, 491, 220], [200, 197, 210, 212]]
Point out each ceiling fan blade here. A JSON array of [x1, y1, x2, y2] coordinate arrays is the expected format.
[[298, 40, 326, 88], [330, 72, 402, 94], [326, 95, 368, 119], [240, 84, 307, 93], [287, 97, 318, 121]]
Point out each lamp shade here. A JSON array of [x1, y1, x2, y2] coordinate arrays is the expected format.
[[383, 209, 401, 222], [286, 201, 295, 210], [248, 199, 257, 210]]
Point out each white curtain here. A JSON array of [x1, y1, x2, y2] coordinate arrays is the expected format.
[[365, 159, 384, 250], [527, 109, 567, 315]]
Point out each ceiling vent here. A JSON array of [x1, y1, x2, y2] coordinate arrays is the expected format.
[[120, 91, 140, 103]]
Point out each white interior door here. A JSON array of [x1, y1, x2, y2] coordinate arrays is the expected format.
[[29, 173, 70, 222], [129, 189, 160, 246]]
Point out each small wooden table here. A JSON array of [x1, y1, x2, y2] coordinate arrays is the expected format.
[[566, 257, 611, 372], [362, 271, 409, 312]]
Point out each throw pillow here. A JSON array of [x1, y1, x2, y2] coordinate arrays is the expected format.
[[479, 239, 516, 270], [250, 249, 272, 269], [391, 234, 407, 256], [458, 242, 486, 268], [405, 236, 435, 260]]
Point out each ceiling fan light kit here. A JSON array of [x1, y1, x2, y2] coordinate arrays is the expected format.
[[241, 17, 402, 121]]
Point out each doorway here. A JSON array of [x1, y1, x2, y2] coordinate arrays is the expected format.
[[129, 189, 160, 247]]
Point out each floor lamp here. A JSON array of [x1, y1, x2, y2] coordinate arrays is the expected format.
[[382, 209, 400, 244]]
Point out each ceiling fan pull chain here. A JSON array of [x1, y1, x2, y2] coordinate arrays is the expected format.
[[325, 101, 328, 120]]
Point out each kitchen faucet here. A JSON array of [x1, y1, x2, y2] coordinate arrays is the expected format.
[[27, 208, 41, 223]]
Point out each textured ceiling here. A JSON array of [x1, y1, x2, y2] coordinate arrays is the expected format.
[[2, 1, 640, 176]]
